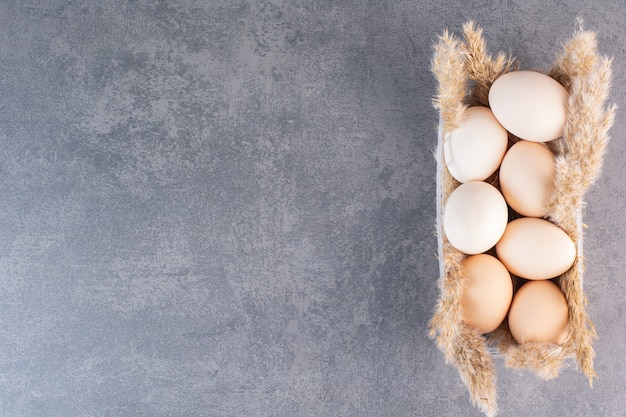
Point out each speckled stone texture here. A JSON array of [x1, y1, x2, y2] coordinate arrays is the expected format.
[[0, 1, 624, 416]]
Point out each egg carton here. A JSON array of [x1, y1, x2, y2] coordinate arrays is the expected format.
[[429, 20, 615, 417]]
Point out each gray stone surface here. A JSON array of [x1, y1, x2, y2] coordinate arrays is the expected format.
[[0, 1, 624, 416]]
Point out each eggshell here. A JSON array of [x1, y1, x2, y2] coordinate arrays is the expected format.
[[495, 217, 576, 280], [443, 181, 508, 255], [460, 254, 513, 334], [499, 140, 556, 217], [443, 106, 508, 183], [508, 280, 569, 345], [488, 71, 569, 142]]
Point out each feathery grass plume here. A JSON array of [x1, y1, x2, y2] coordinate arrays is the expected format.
[[430, 24, 498, 417], [431, 29, 469, 134], [429, 240, 502, 416], [547, 28, 615, 386], [429, 27, 470, 349], [548, 29, 598, 91], [505, 343, 565, 380], [461, 21, 517, 106], [453, 325, 498, 417], [560, 262, 599, 385], [550, 55, 616, 228]]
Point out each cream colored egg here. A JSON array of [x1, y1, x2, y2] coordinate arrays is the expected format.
[[460, 254, 513, 334], [495, 217, 576, 280], [443, 106, 508, 183], [508, 280, 569, 345], [499, 140, 556, 217], [443, 181, 508, 255], [489, 71, 569, 142]]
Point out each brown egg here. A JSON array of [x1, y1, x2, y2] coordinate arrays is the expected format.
[[508, 280, 569, 345], [495, 217, 576, 280], [460, 254, 513, 334], [499, 140, 556, 218]]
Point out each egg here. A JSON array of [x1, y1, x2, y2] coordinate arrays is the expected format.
[[499, 140, 556, 217], [443, 106, 508, 183], [508, 280, 569, 345], [460, 254, 513, 334], [495, 217, 576, 280], [443, 181, 508, 254], [489, 71, 569, 142]]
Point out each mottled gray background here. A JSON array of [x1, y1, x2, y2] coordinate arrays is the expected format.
[[0, 1, 624, 416]]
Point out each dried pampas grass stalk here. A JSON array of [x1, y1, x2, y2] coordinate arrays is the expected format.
[[430, 20, 615, 416], [461, 21, 517, 106], [429, 23, 498, 417], [504, 343, 565, 380], [431, 29, 468, 135], [549, 30, 616, 229], [546, 26, 616, 386]]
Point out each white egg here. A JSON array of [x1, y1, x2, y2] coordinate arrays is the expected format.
[[443, 181, 508, 254], [443, 106, 509, 183], [489, 71, 568, 142]]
